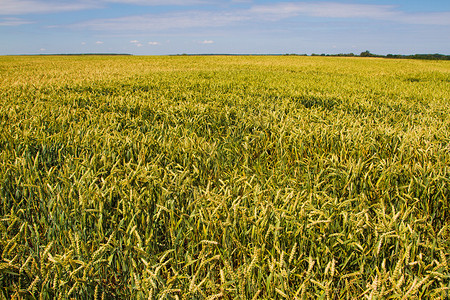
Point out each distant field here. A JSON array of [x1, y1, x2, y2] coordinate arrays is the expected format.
[[0, 56, 449, 299]]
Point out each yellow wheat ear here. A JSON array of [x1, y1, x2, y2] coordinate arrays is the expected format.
[[0, 55, 448, 299]]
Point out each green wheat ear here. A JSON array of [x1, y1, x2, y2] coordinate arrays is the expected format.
[[0, 55, 448, 299]]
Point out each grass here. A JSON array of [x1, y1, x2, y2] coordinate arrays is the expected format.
[[0, 55, 449, 299]]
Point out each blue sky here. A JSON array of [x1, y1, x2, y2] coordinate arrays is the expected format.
[[1, 0, 449, 55]]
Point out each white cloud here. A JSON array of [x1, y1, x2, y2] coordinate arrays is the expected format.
[[249, 2, 450, 25], [0, 17, 33, 26], [71, 2, 450, 33], [95, 41, 104, 44], [130, 40, 143, 46], [0, 0, 207, 15], [73, 10, 251, 31], [397, 11, 450, 26], [200, 40, 214, 44], [40, 48, 46, 51], [104, 0, 208, 5], [81, 42, 86, 45], [249, 2, 395, 20], [148, 41, 160, 45], [3, 0, 449, 28], [0, 0, 99, 15]]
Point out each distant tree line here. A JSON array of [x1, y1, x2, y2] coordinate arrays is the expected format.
[[385, 53, 450, 60], [308, 50, 450, 60], [29, 52, 448, 60]]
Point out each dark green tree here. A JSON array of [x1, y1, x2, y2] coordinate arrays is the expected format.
[[360, 50, 372, 57]]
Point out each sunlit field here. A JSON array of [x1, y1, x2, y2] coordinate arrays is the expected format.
[[0, 55, 449, 299]]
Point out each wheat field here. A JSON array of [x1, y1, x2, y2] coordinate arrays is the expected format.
[[0, 55, 449, 299]]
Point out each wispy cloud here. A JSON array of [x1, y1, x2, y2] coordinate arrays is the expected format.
[[396, 11, 450, 26], [200, 40, 214, 44], [104, 0, 209, 5], [148, 41, 161, 45], [3, 0, 450, 28], [0, 0, 99, 15], [0, 0, 215, 15], [95, 41, 104, 44], [249, 2, 450, 25], [130, 40, 143, 46], [0, 17, 33, 26], [70, 2, 450, 33], [249, 2, 395, 20], [73, 10, 250, 32]]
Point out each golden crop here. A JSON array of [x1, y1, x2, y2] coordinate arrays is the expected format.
[[0, 55, 449, 299]]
